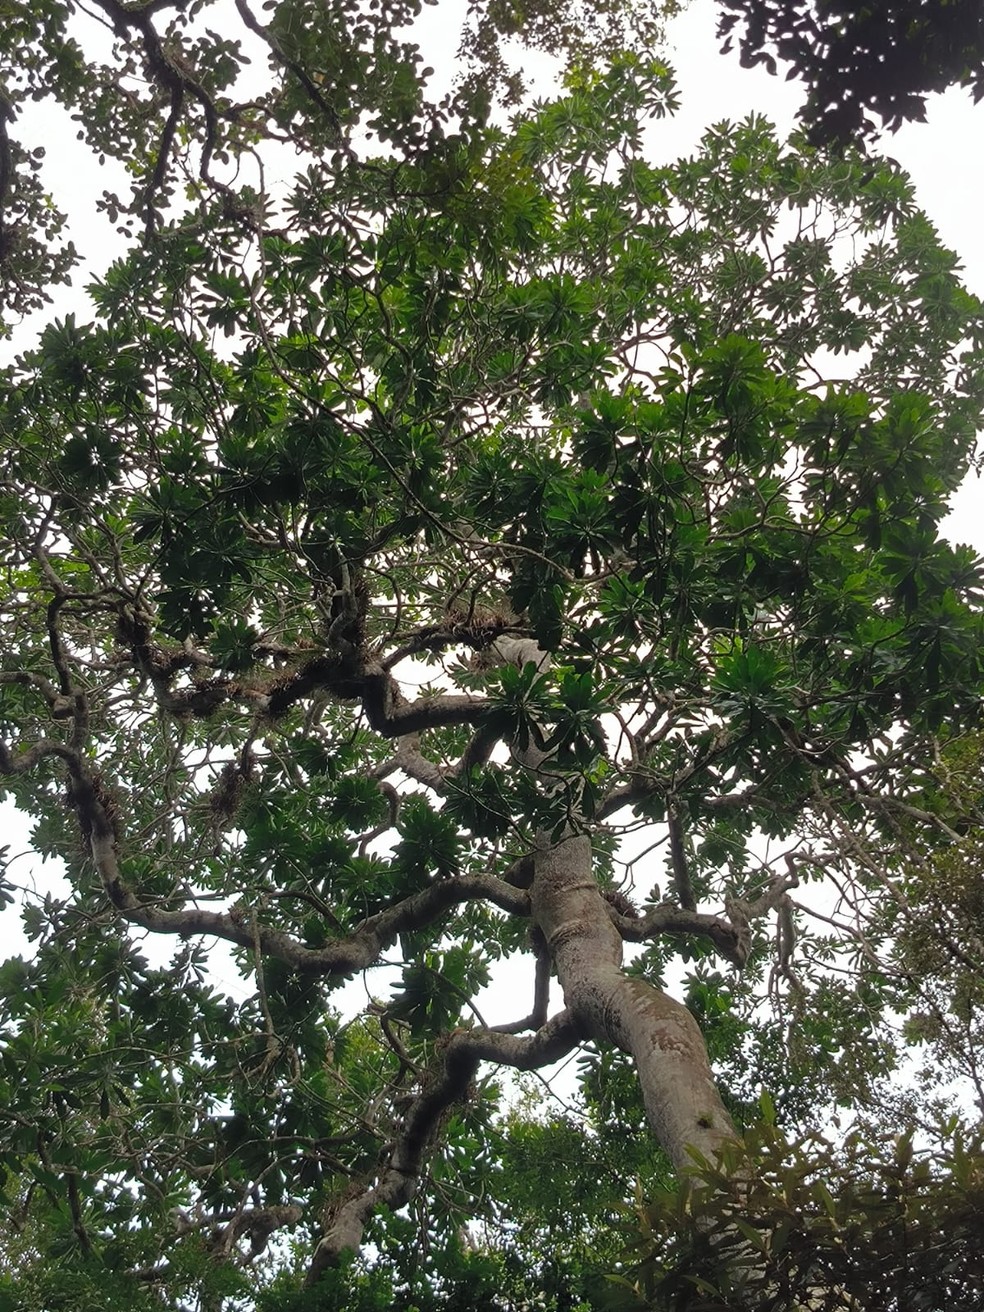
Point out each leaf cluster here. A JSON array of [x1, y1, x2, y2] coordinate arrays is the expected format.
[[621, 1115, 984, 1310], [718, 0, 984, 146]]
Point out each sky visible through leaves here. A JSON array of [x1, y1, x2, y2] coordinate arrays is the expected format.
[[2, 0, 984, 1078]]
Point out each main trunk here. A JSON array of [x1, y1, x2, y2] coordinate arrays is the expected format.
[[531, 833, 737, 1168], [495, 635, 739, 1169]]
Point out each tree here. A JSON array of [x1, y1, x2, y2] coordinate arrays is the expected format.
[[2, 11, 984, 1309], [0, 0, 679, 329], [717, 0, 984, 146]]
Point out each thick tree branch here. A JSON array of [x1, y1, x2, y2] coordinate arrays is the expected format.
[[131, 1202, 305, 1283], [454, 720, 502, 775], [307, 1009, 580, 1280], [374, 734, 448, 792], [118, 609, 491, 740], [103, 839, 530, 976], [0, 736, 529, 974], [610, 902, 750, 967], [360, 664, 486, 737], [262, 654, 487, 736], [0, 670, 72, 719], [493, 634, 742, 1173], [373, 717, 507, 800], [211, 1203, 304, 1261], [0, 736, 77, 774], [609, 865, 803, 969], [501, 853, 535, 888]]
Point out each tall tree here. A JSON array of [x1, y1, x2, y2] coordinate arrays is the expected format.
[[2, 21, 984, 1312]]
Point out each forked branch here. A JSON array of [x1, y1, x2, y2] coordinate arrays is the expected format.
[[307, 1009, 581, 1281]]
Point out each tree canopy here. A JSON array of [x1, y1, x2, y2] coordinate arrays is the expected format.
[[0, 0, 679, 326], [717, 0, 984, 145], [4, 0, 983, 333], [3, 4, 984, 1310]]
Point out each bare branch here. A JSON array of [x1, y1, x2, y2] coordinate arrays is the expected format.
[[492, 930, 552, 1033], [611, 902, 750, 968]]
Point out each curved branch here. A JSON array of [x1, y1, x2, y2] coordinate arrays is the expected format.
[[360, 665, 486, 737], [492, 931, 551, 1034], [1, 732, 530, 974], [103, 841, 530, 975], [211, 1203, 304, 1261], [501, 852, 535, 888], [454, 720, 502, 775], [596, 776, 659, 821], [307, 1009, 581, 1280], [377, 735, 448, 792], [358, 779, 400, 855], [0, 670, 72, 718], [119, 600, 491, 738], [610, 902, 749, 967], [0, 736, 76, 775], [263, 655, 487, 736], [613, 864, 803, 968], [233, 0, 341, 137], [373, 719, 510, 799]]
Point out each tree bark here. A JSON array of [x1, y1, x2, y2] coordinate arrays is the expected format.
[[494, 635, 739, 1168], [531, 833, 737, 1168]]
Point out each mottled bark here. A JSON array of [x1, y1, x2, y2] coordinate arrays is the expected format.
[[531, 834, 737, 1168], [496, 635, 739, 1169]]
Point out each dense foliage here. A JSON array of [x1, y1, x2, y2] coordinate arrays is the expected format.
[[4, 0, 982, 333], [626, 1114, 984, 1310], [718, 0, 984, 145], [3, 3, 984, 1309], [0, 0, 681, 327]]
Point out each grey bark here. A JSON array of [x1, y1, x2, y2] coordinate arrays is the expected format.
[[531, 833, 736, 1167], [495, 636, 739, 1168]]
